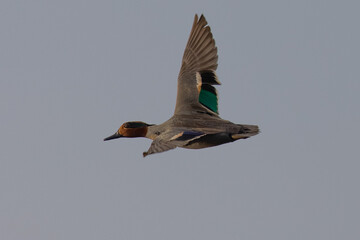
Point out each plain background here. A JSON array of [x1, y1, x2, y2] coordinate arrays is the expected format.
[[1, 0, 359, 239]]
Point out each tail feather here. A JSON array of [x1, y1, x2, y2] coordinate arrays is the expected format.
[[232, 124, 260, 140]]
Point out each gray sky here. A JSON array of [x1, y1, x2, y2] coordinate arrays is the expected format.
[[1, 0, 359, 239]]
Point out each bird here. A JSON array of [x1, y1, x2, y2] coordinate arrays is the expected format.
[[104, 14, 259, 157]]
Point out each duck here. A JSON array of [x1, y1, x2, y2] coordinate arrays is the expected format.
[[104, 14, 259, 157]]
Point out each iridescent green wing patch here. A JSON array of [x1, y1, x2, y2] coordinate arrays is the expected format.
[[199, 85, 218, 114], [197, 70, 220, 114]]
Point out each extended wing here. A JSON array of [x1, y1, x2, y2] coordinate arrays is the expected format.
[[174, 14, 221, 116]]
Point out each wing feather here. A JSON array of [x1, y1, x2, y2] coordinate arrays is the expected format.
[[174, 14, 219, 115], [143, 139, 176, 157]]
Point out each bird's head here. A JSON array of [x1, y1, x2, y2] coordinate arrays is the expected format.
[[104, 121, 152, 141]]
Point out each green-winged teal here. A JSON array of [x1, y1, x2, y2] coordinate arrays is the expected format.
[[104, 14, 259, 157]]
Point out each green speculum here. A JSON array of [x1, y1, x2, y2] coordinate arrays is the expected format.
[[199, 89, 218, 114]]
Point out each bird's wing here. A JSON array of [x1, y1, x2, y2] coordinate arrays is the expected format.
[[174, 14, 221, 116], [143, 130, 205, 157], [143, 139, 177, 157]]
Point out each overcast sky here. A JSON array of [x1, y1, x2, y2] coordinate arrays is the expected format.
[[1, 0, 359, 239]]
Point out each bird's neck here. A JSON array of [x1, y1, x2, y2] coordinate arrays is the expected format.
[[145, 124, 161, 140]]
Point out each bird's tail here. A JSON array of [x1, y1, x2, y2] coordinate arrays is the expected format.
[[231, 124, 260, 140]]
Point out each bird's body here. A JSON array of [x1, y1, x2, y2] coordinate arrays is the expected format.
[[104, 14, 259, 157]]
